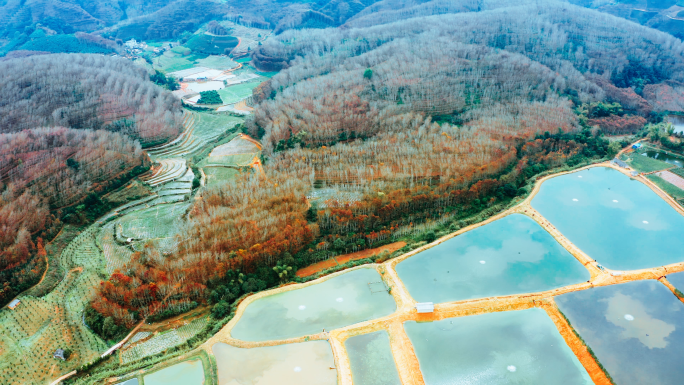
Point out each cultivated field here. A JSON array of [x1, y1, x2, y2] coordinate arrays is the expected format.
[[0, 225, 108, 385], [0, 107, 247, 384], [120, 317, 208, 365], [621, 152, 673, 173]]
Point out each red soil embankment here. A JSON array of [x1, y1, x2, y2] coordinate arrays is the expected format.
[[296, 241, 407, 278]]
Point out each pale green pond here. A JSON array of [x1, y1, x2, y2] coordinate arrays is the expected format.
[[531, 166, 684, 270], [404, 309, 593, 384], [345, 331, 401, 385], [231, 267, 396, 341], [143, 359, 204, 385], [395, 214, 590, 303], [211, 341, 337, 385]]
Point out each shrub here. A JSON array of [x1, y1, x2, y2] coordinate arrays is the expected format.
[[197, 90, 223, 105]]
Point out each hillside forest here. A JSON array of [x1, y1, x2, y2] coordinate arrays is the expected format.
[[89, 1, 684, 327], [0, 54, 181, 306]]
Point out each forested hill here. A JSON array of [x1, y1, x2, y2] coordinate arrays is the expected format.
[[0, 53, 180, 307], [91, 1, 684, 329], [0, 54, 182, 145], [0, 0, 385, 42]]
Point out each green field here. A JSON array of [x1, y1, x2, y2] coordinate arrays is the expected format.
[[203, 167, 241, 188], [153, 53, 195, 73], [192, 113, 242, 141], [217, 80, 263, 104], [620, 153, 673, 173], [671, 167, 684, 178], [647, 174, 684, 206], [185, 34, 239, 55], [196, 55, 238, 70]]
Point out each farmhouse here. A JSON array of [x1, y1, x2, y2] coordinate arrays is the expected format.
[[7, 299, 20, 310], [415, 302, 435, 313], [611, 158, 629, 168]]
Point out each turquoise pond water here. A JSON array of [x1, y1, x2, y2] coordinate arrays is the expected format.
[[345, 331, 401, 385], [556, 280, 684, 385], [143, 359, 204, 385], [231, 267, 396, 341], [531, 166, 684, 270], [211, 341, 337, 385], [116, 379, 138, 385], [404, 309, 592, 384], [395, 214, 590, 303]]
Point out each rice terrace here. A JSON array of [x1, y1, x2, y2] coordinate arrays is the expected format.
[[3, 1, 684, 385]]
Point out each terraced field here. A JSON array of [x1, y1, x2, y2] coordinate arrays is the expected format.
[[120, 317, 208, 365], [0, 225, 108, 385], [146, 111, 241, 162], [0, 109, 249, 384]]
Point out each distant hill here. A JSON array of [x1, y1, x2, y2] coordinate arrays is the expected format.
[[567, 0, 684, 39]]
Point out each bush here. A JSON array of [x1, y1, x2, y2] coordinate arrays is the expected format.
[[197, 90, 222, 105], [424, 231, 437, 243], [211, 301, 231, 318]]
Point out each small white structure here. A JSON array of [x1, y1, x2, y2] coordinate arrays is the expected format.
[[7, 299, 20, 310], [53, 349, 66, 361], [415, 302, 434, 313]]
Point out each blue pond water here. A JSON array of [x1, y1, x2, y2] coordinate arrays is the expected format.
[[395, 214, 590, 303], [666, 271, 684, 291], [345, 331, 401, 385], [556, 280, 684, 384], [231, 267, 396, 341], [404, 309, 592, 384], [531, 166, 684, 270]]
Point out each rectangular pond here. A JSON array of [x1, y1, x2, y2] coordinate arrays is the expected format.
[[531, 166, 684, 270], [395, 214, 590, 303], [144, 359, 205, 385], [404, 308, 592, 384], [666, 271, 684, 292], [116, 380, 138, 385], [231, 267, 396, 341], [555, 280, 684, 385], [345, 331, 401, 385], [668, 115, 684, 134], [640, 150, 684, 168], [211, 341, 337, 385]]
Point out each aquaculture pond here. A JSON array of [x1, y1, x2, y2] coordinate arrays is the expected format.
[[345, 331, 401, 385], [231, 267, 396, 341], [555, 280, 684, 385], [395, 214, 590, 303], [211, 341, 337, 385], [666, 271, 684, 291], [640, 151, 683, 168], [116, 379, 138, 385], [143, 359, 205, 385], [669, 115, 684, 133], [532, 166, 684, 270], [404, 309, 592, 384]]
